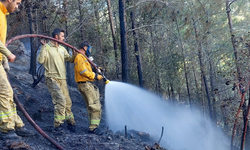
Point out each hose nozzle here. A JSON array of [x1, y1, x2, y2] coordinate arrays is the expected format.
[[103, 77, 110, 84], [97, 67, 109, 84]]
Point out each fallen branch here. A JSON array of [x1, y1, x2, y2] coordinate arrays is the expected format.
[[157, 126, 164, 144]]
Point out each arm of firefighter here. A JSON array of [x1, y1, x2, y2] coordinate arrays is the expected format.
[[2, 55, 10, 72], [75, 55, 95, 81], [0, 40, 12, 58], [64, 47, 76, 63], [37, 45, 47, 64]]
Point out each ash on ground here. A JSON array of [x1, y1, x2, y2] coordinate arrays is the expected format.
[[0, 41, 168, 150]]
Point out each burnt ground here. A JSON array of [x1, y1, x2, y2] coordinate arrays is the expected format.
[[0, 41, 168, 150]]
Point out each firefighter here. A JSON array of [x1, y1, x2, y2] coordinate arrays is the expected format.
[[0, 0, 35, 140], [37, 28, 76, 132], [74, 41, 103, 134]]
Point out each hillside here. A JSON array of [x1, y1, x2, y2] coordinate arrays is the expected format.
[[0, 41, 167, 150]]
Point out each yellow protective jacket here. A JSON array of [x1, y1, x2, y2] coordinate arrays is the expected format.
[[37, 41, 75, 79], [74, 53, 95, 83], [0, 2, 11, 61]]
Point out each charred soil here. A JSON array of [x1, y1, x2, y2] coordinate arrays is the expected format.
[[0, 43, 167, 150]]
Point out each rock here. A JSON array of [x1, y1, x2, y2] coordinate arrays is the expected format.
[[107, 135, 112, 140], [5, 140, 32, 150]]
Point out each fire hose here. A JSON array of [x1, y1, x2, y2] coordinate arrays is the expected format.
[[5, 34, 110, 149], [6, 34, 110, 84], [6, 74, 65, 150], [12, 92, 65, 150]]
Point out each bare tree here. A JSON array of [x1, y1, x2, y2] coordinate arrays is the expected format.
[[107, 0, 120, 79], [77, 0, 84, 41], [175, 14, 192, 109], [119, 0, 128, 82], [130, 2, 143, 87], [192, 17, 213, 119], [27, 1, 36, 77]]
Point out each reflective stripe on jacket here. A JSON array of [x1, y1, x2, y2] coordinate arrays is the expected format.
[[37, 41, 75, 79], [74, 53, 95, 83]]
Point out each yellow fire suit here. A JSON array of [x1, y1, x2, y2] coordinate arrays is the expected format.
[[37, 42, 75, 127], [0, 2, 25, 133], [74, 53, 101, 131], [0, 2, 8, 61]]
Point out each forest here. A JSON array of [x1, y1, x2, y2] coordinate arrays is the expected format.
[[5, 0, 250, 149]]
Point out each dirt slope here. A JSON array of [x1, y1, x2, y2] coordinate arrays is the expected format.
[[0, 41, 167, 150]]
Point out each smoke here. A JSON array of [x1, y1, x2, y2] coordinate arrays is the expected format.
[[105, 81, 230, 150], [21, 38, 31, 56]]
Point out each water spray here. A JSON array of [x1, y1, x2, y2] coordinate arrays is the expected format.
[[105, 81, 230, 150]]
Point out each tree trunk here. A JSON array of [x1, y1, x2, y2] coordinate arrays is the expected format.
[[232, 92, 246, 150], [65, 24, 72, 86], [245, 108, 250, 150], [193, 65, 200, 103], [62, 0, 72, 86], [118, 0, 128, 82], [170, 82, 175, 102], [175, 17, 192, 109], [208, 50, 217, 121], [241, 92, 250, 150], [130, 6, 143, 88], [149, 25, 160, 94], [78, 0, 84, 41], [93, 0, 104, 89], [245, 44, 250, 150], [202, 14, 217, 120], [93, 1, 102, 52], [201, 75, 206, 119], [27, 5, 36, 77], [240, 22, 250, 150], [226, 1, 244, 149], [220, 98, 229, 132], [106, 0, 119, 80], [192, 17, 213, 119], [226, 0, 240, 77]]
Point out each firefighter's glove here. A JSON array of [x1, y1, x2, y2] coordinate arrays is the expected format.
[[95, 73, 103, 80], [97, 75, 103, 80], [2, 56, 10, 73], [97, 67, 104, 74]]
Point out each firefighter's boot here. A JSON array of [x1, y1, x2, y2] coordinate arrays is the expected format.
[[15, 127, 35, 137], [0, 130, 21, 140]]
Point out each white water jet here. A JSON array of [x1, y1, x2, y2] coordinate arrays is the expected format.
[[105, 81, 230, 150]]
